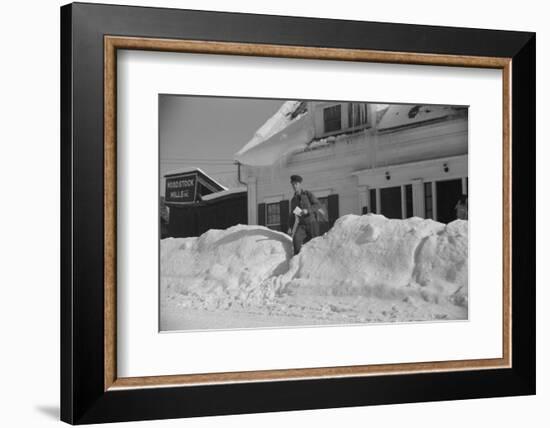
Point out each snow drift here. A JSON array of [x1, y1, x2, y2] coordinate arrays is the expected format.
[[161, 215, 468, 312], [161, 226, 294, 309], [268, 215, 467, 306]]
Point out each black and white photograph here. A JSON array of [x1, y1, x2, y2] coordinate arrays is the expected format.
[[0, 0, 543, 425], [159, 96, 469, 331]]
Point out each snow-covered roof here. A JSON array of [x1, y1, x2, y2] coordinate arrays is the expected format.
[[201, 187, 247, 202], [164, 167, 228, 191], [234, 102, 464, 166], [234, 101, 313, 166], [377, 104, 456, 131], [236, 101, 305, 155]]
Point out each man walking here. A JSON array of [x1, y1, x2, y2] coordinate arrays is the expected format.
[[287, 175, 321, 255]]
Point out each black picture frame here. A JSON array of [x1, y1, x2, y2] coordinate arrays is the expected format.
[[61, 2, 535, 424]]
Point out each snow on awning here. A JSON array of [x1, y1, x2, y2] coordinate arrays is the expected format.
[[201, 187, 247, 202], [234, 101, 314, 166]]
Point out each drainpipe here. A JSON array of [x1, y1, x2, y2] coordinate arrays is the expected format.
[[236, 161, 247, 186], [368, 103, 379, 170]]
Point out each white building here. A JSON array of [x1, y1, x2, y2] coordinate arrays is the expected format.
[[234, 101, 468, 233]]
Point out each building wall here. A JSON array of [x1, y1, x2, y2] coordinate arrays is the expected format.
[[245, 113, 468, 228], [377, 116, 468, 165]]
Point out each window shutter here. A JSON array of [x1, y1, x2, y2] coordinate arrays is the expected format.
[[279, 200, 290, 232], [369, 189, 377, 213], [327, 194, 339, 227], [257, 203, 266, 226]]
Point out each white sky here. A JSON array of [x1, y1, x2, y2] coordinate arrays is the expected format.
[[159, 95, 283, 193]]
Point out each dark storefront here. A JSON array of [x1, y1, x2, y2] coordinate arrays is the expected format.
[[167, 191, 248, 238], [163, 169, 248, 238]]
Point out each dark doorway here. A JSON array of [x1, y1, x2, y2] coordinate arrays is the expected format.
[[380, 186, 402, 219], [436, 179, 463, 223]]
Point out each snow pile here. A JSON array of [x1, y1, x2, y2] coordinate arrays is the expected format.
[[161, 215, 468, 313], [271, 215, 468, 306], [412, 219, 468, 305], [161, 225, 293, 310]]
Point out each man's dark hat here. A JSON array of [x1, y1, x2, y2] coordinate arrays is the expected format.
[[290, 174, 303, 183]]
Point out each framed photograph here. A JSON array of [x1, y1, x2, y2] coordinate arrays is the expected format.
[[60, 2, 535, 424]]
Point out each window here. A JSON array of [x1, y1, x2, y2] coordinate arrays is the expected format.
[[266, 202, 281, 231], [347, 102, 368, 128], [323, 104, 341, 133]]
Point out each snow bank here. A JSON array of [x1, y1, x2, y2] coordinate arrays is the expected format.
[[161, 225, 293, 309], [271, 215, 467, 306], [161, 215, 468, 310]]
